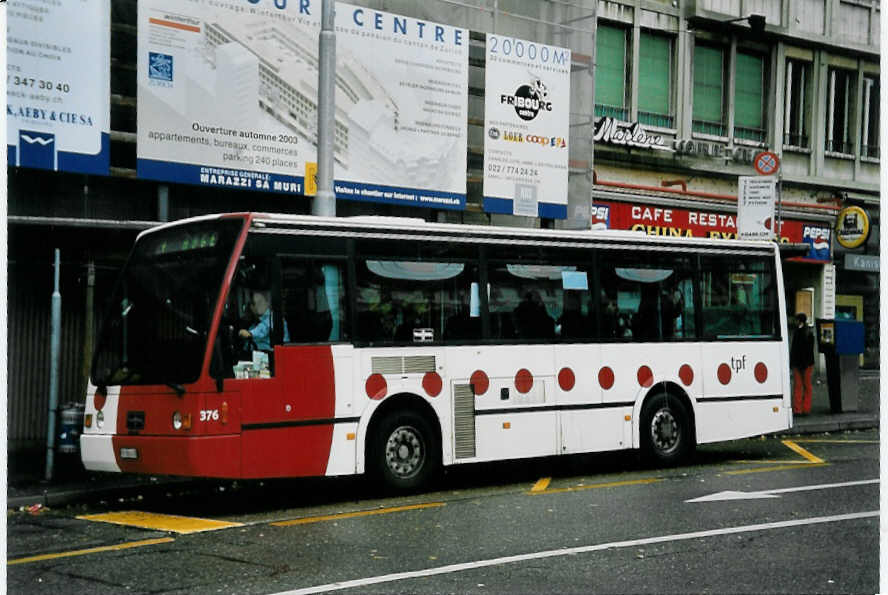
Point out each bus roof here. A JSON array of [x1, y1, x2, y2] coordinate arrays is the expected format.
[[141, 212, 780, 254]]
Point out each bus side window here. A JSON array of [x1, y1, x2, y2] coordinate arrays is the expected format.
[[280, 259, 348, 343], [700, 255, 777, 339]]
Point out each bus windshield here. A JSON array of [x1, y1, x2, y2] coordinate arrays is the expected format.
[[91, 218, 244, 387]]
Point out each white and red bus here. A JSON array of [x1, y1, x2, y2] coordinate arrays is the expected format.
[[81, 213, 792, 490]]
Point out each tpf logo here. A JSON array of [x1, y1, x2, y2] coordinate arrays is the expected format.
[[501, 79, 553, 121]]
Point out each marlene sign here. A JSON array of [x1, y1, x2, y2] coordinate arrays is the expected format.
[[137, 0, 469, 209], [593, 118, 668, 151], [590, 201, 831, 262], [7, 0, 110, 175], [483, 34, 571, 219]]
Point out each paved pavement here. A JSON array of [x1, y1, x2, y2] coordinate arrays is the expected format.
[[5, 370, 878, 511]]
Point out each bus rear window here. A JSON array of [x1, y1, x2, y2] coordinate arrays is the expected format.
[[700, 255, 778, 339]]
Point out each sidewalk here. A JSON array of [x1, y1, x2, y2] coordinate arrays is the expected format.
[[6, 371, 879, 510]]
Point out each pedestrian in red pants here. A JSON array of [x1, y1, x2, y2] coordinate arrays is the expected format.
[[790, 312, 815, 414]]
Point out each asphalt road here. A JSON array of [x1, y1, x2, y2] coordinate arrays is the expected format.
[[7, 430, 880, 594]]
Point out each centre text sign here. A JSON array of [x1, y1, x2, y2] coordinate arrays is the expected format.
[[137, 0, 469, 209]]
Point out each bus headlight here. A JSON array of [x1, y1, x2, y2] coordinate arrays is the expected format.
[[172, 411, 183, 430], [96, 410, 104, 429]]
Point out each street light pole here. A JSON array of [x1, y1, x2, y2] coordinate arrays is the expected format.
[[312, 0, 336, 218]]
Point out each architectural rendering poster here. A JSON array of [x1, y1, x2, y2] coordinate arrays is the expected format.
[[137, 1, 469, 209], [7, 0, 110, 175], [483, 34, 571, 218]]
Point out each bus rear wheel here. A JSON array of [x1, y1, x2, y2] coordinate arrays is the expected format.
[[640, 393, 693, 465], [371, 411, 438, 492]]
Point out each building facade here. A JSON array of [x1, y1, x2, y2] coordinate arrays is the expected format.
[[7, 0, 879, 453]]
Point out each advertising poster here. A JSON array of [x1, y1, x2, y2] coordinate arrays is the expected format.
[[590, 201, 831, 262], [483, 34, 571, 219], [737, 176, 776, 241], [137, 1, 469, 209], [7, 0, 110, 174]]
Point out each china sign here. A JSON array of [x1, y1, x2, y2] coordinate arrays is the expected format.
[[7, 0, 110, 175], [483, 34, 571, 218], [137, 0, 469, 209], [590, 201, 831, 262]]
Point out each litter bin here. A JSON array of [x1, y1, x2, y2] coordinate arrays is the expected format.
[[816, 319, 865, 413], [58, 402, 85, 454]]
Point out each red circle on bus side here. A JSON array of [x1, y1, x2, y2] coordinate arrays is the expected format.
[[422, 372, 442, 397], [637, 366, 654, 388], [471, 370, 489, 396], [93, 391, 107, 412], [365, 374, 387, 400], [754, 362, 768, 383], [558, 367, 576, 391], [717, 363, 732, 385], [598, 366, 615, 390], [515, 369, 534, 394], [679, 364, 694, 387]]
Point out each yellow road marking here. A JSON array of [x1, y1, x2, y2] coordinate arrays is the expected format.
[[77, 511, 243, 534], [529, 477, 661, 495], [271, 502, 445, 526], [791, 439, 879, 444], [781, 439, 826, 464], [725, 462, 829, 475], [8, 537, 174, 566], [531, 477, 551, 492]]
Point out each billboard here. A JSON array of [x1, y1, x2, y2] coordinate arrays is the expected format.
[[137, 1, 469, 209], [590, 201, 832, 262], [483, 34, 571, 219], [7, 0, 110, 175]]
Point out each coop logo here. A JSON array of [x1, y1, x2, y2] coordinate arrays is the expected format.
[[527, 135, 567, 148], [149, 52, 173, 82], [488, 127, 501, 140], [501, 79, 553, 121]]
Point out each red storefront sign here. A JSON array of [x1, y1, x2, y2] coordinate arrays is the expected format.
[[590, 201, 831, 263]]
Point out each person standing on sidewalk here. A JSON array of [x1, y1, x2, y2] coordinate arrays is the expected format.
[[790, 312, 815, 414]]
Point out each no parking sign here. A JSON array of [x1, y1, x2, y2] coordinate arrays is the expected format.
[[753, 151, 780, 176]]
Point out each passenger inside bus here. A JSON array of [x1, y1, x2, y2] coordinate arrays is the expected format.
[[513, 289, 555, 339]]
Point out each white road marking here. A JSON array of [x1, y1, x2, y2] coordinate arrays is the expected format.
[[686, 478, 879, 503], [273, 510, 878, 595]]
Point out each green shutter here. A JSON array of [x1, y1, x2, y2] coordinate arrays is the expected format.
[[735, 53, 764, 129], [693, 45, 724, 124], [639, 33, 671, 117], [596, 26, 626, 109]]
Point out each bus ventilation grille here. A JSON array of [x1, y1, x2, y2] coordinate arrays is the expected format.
[[371, 356, 436, 375], [453, 383, 476, 459]]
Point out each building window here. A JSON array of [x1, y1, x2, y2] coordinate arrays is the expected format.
[[595, 25, 628, 120], [861, 75, 879, 159], [692, 44, 726, 136], [734, 52, 766, 143], [784, 59, 811, 148], [638, 32, 674, 129], [826, 68, 854, 155]]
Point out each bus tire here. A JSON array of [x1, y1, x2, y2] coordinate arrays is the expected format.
[[640, 393, 693, 466], [370, 410, 439, 492]]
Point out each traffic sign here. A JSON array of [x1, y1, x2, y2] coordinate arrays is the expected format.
[[753, 151, 780, 176]]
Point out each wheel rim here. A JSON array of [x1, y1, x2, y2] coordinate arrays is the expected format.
[[650, 408, 680, 455], [385, 425, 425, 479]]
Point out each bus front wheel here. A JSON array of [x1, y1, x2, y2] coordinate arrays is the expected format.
[[370, 411, 439, 492], [640, 393, 693, 465]]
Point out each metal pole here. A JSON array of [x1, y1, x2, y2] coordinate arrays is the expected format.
[[158, 184, 169, 222], [45, 249, 62, 481], [588, 0, 597, 229], [312, 0, 336, 218]]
